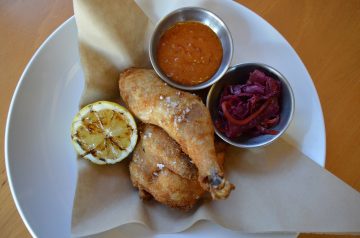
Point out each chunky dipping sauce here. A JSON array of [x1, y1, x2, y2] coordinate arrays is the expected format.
[[157, 22, 223, 86]]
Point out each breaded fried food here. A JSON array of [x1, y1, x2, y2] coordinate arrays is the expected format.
[[119, 68, 234, 199], [130, 124, 204, 210], [130, 124, 227, 210]]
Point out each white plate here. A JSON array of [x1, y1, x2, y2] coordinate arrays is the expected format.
[[5, 0, 325, 237]]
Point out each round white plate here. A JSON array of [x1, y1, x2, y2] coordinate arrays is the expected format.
[[5, 0, 325, 237]]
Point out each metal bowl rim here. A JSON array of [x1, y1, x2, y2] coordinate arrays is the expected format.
[[149, 7, 233, 91], [206, 62, 295, 148]]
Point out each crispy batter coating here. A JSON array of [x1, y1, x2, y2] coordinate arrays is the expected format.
[[130, 124, 204, 210], [120, 68, 234, 199]]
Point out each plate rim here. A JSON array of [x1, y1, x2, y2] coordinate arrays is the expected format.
[[4, 16, 76, 238]]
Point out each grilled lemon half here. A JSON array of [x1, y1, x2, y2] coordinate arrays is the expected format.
[[71, 101, 138, 164]]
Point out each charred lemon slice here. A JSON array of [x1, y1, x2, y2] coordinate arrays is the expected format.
[[71, 101, 137, 164]]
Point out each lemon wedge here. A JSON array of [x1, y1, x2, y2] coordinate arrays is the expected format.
[[71, 101, 138, 164]]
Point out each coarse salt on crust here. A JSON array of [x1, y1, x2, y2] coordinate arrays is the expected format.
[[156, 163, 165, 170], [143, 131, 152, 139]]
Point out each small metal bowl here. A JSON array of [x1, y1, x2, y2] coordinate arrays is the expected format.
[[206, 63, 295, 148], [149, 7, 233, 91]]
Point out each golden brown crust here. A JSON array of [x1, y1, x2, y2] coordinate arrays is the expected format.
[[120, 68, 234, 199], [129, 124, 204, 210]]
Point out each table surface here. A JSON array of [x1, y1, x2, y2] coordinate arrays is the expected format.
[[1, 0, 359, 237]]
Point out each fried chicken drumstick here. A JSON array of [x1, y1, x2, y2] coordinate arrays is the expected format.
[[130, 124, 204, 210], [130, 124, 227, 210], [119, 68, 234, 199]]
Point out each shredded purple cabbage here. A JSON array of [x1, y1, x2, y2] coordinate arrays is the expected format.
[[216, 69, 282, 138]]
